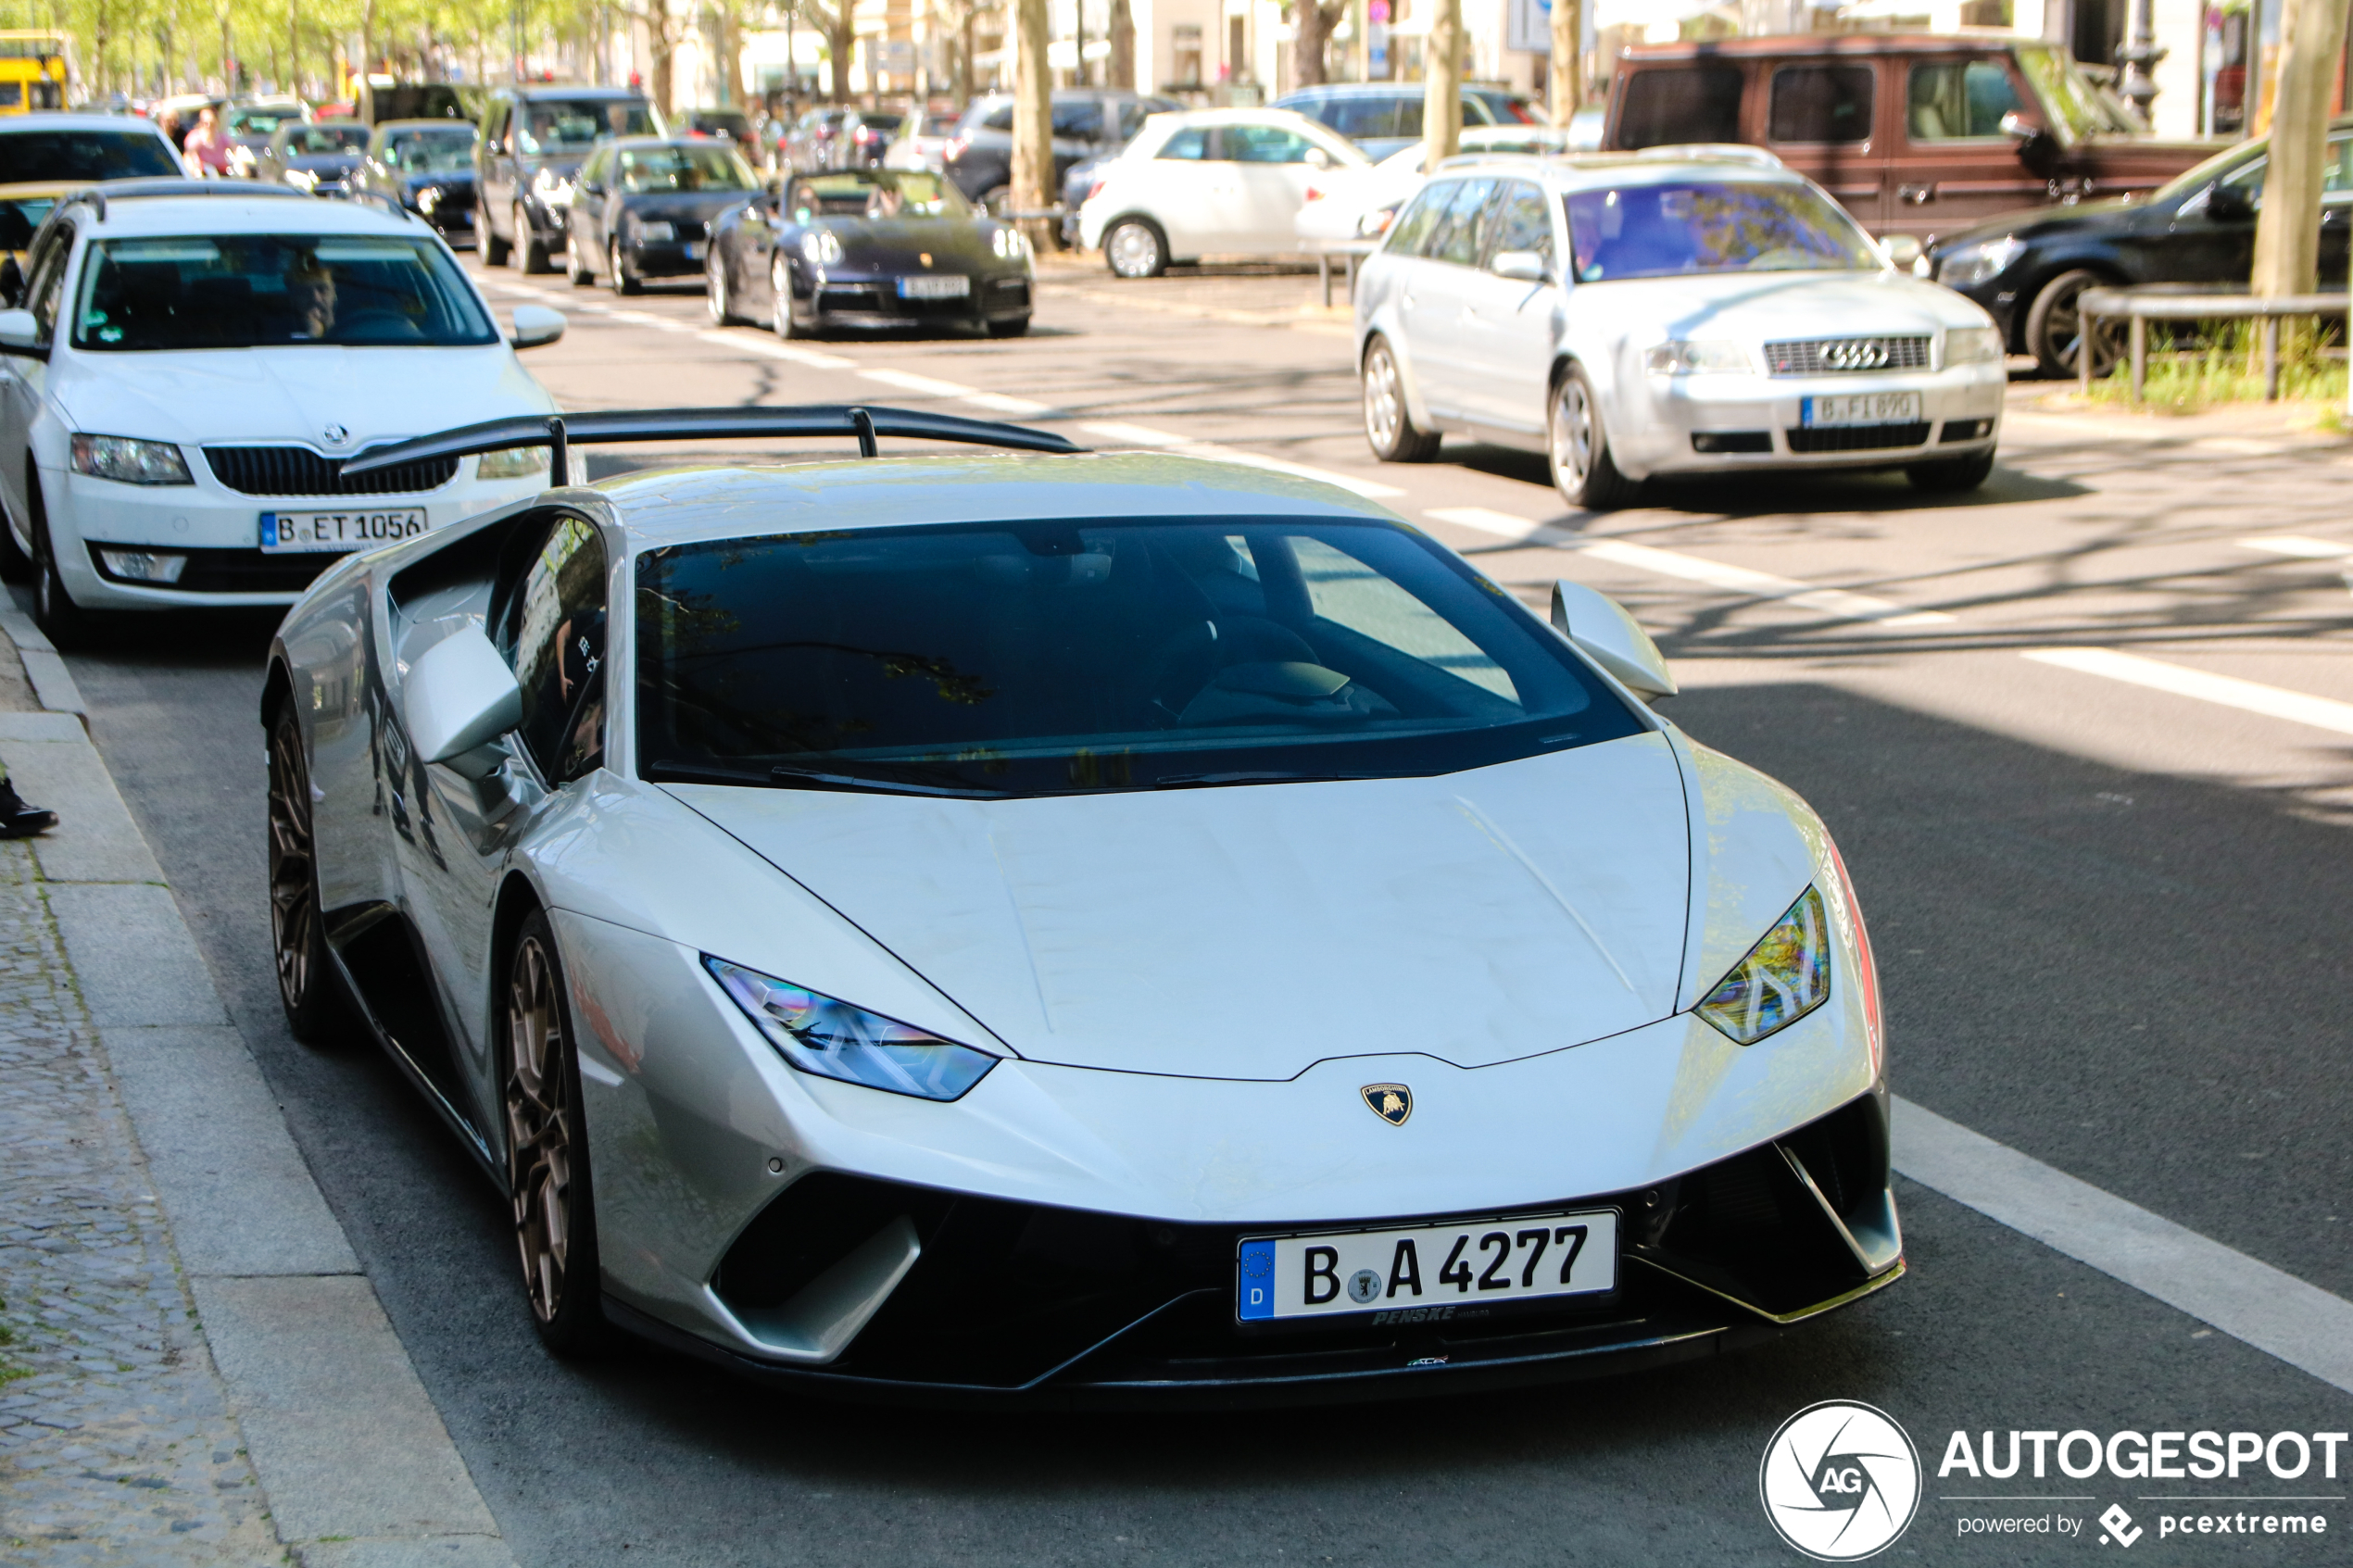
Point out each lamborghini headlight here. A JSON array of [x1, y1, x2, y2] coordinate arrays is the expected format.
[[1694, 886, 1831, 1045], [705, 956, 999, 1101], [801, 229, 843, 267], [475, 445, 548, 480]]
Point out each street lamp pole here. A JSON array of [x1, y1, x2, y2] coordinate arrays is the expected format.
[[2116, 0, 2165, 119]]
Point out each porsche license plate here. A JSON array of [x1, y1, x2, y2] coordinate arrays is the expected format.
[[897, 273, 970, 299], [1236, 1209, 1617, 1323], [1802, 392, 1923, 427], [259, 508, 427, 554]]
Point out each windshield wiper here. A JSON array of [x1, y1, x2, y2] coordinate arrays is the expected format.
[[646, 758, 1001, 798], [1151, 770, 1382, 789]]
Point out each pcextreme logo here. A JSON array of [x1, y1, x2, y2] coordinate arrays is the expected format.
[[1760, 1400, 1924, 1561]]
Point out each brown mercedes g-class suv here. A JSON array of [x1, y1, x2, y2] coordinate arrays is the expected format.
[[1604, 35, 2220, 244]]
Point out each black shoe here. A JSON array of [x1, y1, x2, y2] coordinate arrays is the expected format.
[[0, 777, 56, 838]]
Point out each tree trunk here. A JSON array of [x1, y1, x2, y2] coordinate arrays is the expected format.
[[959, 6, 975, 104], [1110, 0, 1134, 90], [1293, 0, 1340, 89], [1546, 0, 1581, 120], [2250, 0, 2350, 296], [360, 0, 375, 84], [1011, 0, 1051, 244], [1423, 0, 1461, 169], [829, 14, 852, 99]]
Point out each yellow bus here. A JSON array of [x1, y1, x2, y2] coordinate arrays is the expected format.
[[0, 31, 73, 116]]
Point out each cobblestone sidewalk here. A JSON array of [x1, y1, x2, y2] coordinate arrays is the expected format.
[[0, 834, 283, 1566]]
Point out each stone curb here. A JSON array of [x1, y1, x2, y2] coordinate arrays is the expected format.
[[0, 618, 514, 1568]]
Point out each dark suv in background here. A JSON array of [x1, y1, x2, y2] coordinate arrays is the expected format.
[[476, 83, 662, 272], [944, 89, 1180, 213], [1276, 83, 1545, 161]]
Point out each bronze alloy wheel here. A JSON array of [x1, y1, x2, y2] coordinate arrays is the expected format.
[[266, 707, 335, 1042], [503, 912, 611, 1354]]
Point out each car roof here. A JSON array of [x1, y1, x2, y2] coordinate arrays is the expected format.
[[375, 119, 474, 132], [504, 84, 649, 100], [1623, 31, 2029, 60], [0, 114, 170, 135], [58, 185, 426, 237], [1143, 106, 1337, 130], [597, 451, 1395, 551], [1425, 149, 1802, 187]]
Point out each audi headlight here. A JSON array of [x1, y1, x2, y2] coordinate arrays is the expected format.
[[1935, 234, 2025, 288], [800, 229, 844, 266], [70, 433, 192, 486], [633, 218, 676, 243], [1694, 886, 1831, 1045], [1645, 340, 1753, 375], [475, 445, 548, 480], [1944, 325, 2006, 366], [705, 957, 1000, 1101]]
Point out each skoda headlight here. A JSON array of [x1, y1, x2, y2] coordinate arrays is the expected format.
[[801, 229, 844, 267], [70, 433, 192, 486], [475, 445, 548, 481], [1644, 340, 1752, 375], [1935, 234, 2025, 288], [1944, 325, 2006, 366], [705, 956, 999, 1101], [1694, 886, 1831, 1045]]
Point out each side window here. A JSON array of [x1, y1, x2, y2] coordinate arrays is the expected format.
[[1326, 96, 1398, 140], [2325, 132, 2353, 194], [1906, 60, 2023, 141], [1485, 182, 1554, 269], [2219, 153, 2267, 207], [1118, 101, 1149, 140], [1616, 66, 1744, 148], [1395, 95, 1426, 139], [1769, 65, 1875, 144], [1294, 537, 1517, 705], [1423, 178, 1496, 266], [981, 105, 1014, 132], [1157, 127, 1210, 160], [1384, 181, 1450, 254], [507, 515, 608, 783], [25, 224, 73, 345], [1051, 101, 1103, 139], [1226, 124, 1314, 163]]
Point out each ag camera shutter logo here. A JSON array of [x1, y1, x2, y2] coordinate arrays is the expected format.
[[1759, 1400, 1922, 1561]]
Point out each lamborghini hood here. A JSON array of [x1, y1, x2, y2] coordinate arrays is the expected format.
[[673, 732, 1692, 1081]]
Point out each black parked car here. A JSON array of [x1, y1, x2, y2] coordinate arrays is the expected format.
[[475, 84, 662, 273], [705, 166, 1033, 338], [1929, 116, 2353, 378], [351, 119, 480, 245], [563, 136, 764, 295], [256, 120, 370, 196], [943, 89, 1179, 213]]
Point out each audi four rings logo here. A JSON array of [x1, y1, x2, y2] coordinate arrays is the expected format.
[[1759, 1401, 1922, 1560], [1823, 341, 1891, 370]]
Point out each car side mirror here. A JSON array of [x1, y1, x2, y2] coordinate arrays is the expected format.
[[1880, 232, 1922, 270], [406, 625, 523, 771], [509, 304, 565, 349], [0, 308, 41, 353], [1551, 579, 1677, 701], [1491, 249, 1550, 283], [2205, 182, 2256, 222]]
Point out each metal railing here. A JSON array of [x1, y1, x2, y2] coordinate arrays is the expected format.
[[2077, 285, 2352, 407]]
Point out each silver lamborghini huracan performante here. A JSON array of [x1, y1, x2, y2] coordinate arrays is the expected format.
[[262, 406, 1903, 1405]]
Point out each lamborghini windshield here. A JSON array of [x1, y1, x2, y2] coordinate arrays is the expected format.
[[635, 516, 1642, 797]]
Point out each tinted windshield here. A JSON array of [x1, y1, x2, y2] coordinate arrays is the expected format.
[[616, 143, 758, 193], [384, 130, 476, 172], [287, 124, 368, 155], [1567, 181, 1880, 282], [783, 169, 969, 219], [635, 517, 1641, 798], [0, 129, 180, 182], [521, 99, 658, 153], [72, 234, 497, 350]]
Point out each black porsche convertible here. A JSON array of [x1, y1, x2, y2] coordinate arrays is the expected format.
[[704, 167, 1034, 339]]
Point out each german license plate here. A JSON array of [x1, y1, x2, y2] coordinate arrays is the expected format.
[[1236, 1209, 1618, 1323], [1802, 392, 1923, 427], [258, 508, 426, 553], [897, 273, 970, 299]]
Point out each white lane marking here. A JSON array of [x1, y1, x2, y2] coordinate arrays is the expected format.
[[2023, 647, 2353, 738], [1425, 507, 1957, 630], [1894, 1096, 2353, 1397], [1078, 420, 1405, 498], [857, 367, 978, 397], [2240, 534, 2353, 559], [695, 329, 854, 370], [961, 391, 1055, 416], [610, 308, 690, 332]]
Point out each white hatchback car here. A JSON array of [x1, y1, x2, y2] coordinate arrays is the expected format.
[[1078, 108, 1369, 278], [0, 180, 566, 643], [1355, 153, 2007, 507]]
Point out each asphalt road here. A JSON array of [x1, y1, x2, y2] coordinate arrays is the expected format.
[[44, 252, 2353, 1566]]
